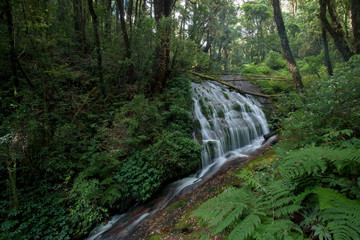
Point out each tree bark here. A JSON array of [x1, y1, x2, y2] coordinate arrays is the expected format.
[[319, 0, 333, 75], [5, 0, 19, 95], [351, 0, 360, 53], [150, 0, 174, 94], [104, 0, 112, 38], [272, 0, 303, 89], [73, 0, 87, 51], [127, 0, 134, 33], [322, 27, 333, 75], [319, 0, 353, 61], [116, 0, 134, 83], [87, 0, 104, 93]]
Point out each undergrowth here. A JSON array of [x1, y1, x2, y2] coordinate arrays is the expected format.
[[193, 55, 360, 240]]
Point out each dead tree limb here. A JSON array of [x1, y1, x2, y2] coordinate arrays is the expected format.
[[189, 71, 278, 99]]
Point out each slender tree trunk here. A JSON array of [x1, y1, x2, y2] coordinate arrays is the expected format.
[[87, 0, 104, 92], [319, 1, 333, 75], [203, 29, 213, 53], [272, 0, 303, 89], [351, 0, 360, 53], [319, 0, 353, 61], [105, 0, 112, 38], [322, 27, 333, 75], [73, 0, 87, 51], [116, 0, 134, 83], [150, 0, 174, 94], [127, 0, 134, 33], [5, 0, 19, 95]]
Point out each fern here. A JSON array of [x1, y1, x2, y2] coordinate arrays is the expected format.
[[193, 181, 301, 239], [297, 187, 360, 240], [279, 147, 360, 180], [194, 147, 360, 239], [253, 218, 303, 240], [228, 213, 261, 240]]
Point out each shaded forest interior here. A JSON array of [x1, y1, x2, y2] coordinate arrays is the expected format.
[[0, 0, 360, 239]]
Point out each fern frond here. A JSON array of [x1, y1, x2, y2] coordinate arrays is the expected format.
[[323, 205, 360, 240], [193, 187, 249, 228], [228, 213, 261, 240], [279, 147, 360, 180], [253, 217, 301, 240], [274, 204, 303, 218], [280, 147, 329, 179]]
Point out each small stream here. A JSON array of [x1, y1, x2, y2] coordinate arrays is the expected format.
[[86, 79, 269, 240]]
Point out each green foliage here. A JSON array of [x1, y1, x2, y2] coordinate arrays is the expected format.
[[277, 55, 360, 148], [264, 51, 286, 70], [194, 146, 360, 239]]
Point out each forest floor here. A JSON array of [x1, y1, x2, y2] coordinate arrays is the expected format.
[[129, 139, 278, 240]]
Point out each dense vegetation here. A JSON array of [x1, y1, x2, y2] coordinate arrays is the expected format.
[[1, 0, 359, 239], [194, 55, 360, 240]]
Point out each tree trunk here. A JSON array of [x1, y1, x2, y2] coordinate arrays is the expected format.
[[104, 0, 112, 38], [319, 0, 333, 76], [87, 0, 104, 93], [272, 0, 303, 89], [116, 0, 134, 83], [5, 0, 19, 95], [73, 0, 87, 51], [150, 0, 174, 94], [319, 0, 353, 61], [127, 0, 134, 33], [203, 29, 213, 53], [351, 0, 360, 53], [322, 27, 333, 75]]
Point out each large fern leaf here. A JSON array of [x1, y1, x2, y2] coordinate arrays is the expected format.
[[193, 187, 249, 231], [279, 147, 360, 180], [228, 213, 261, 240]]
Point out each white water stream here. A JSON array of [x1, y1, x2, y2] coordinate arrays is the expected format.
[[86, 80, 269, 240]]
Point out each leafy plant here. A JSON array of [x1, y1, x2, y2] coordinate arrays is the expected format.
[[194, 146, 360, 239]]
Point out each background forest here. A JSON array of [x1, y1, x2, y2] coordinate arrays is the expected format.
[[0, 0, 359, 239]]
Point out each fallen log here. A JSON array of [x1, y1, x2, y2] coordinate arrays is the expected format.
[[263, 127, 283, 141], [223, 79, 288, 82], [189, 71, 279, 99]]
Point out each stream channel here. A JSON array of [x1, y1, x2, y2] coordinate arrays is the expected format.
[[86, 77, 271, 240]]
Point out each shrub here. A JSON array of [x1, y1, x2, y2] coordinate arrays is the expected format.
[[264, 51, 286, 70]]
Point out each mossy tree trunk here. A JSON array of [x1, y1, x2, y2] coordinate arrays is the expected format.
[[87, 0, 104, 93], [150, 0, 174, 94], [319, 0, 353, 61], [351, 0, 360, 54], [272, 0, 303, 89]]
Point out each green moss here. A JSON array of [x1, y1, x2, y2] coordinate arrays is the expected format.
[[199, 98, 210, 120], [223, 92, 229, 99], [167, 200, 187, 214], [233, 104, 242, 112], [217, 109, 225, 118]]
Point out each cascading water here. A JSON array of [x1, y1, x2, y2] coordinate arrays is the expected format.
[[86, 79, 269, 240], [192, 80, 269, 178]]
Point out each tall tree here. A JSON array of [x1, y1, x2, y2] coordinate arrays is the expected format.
[[87, 0, 104, 92], [5, 0, 19, 95], [319, 0, 333, 75], [319, 0, 353, 61], [351, 0, 360, 53], [150, 0, 174, 94], [272, 0, 303, 88], [73, 0, 87, 50], [116, 0, 134, 83]]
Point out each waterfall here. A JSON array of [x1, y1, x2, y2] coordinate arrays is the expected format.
[[86, 80, 269, 240], [192, 81, 269, 177]]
